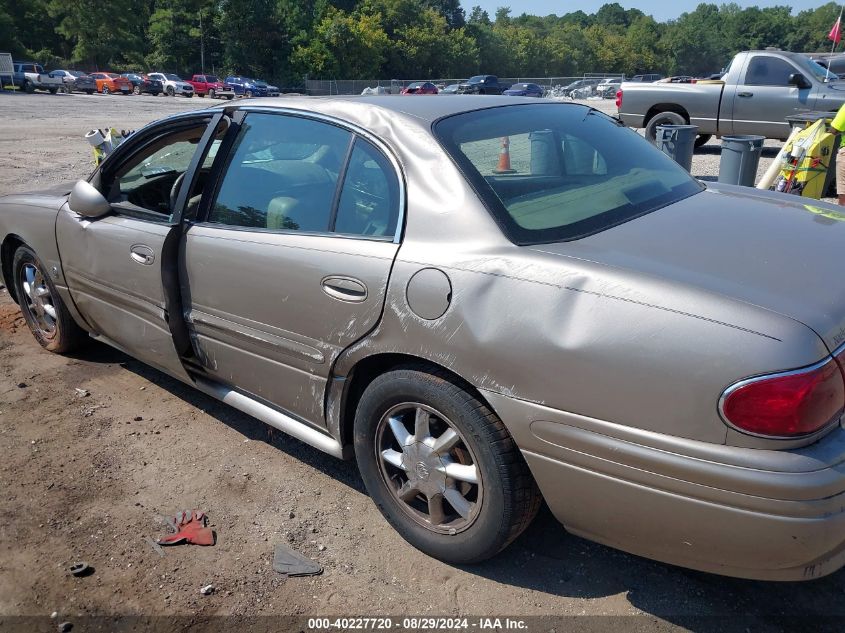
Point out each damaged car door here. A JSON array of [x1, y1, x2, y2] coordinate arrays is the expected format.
[[56, 113, 223, 381], [181, 110, 402, 425]]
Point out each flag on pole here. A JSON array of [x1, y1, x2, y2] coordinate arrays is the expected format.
[[829, 15, 842, 44]]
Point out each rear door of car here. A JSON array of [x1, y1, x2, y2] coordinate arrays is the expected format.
[[57, 112, 224, 381], [180, 108, 403, 426]]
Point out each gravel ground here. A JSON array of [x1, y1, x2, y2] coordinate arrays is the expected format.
[[1, 91, 845, 632]]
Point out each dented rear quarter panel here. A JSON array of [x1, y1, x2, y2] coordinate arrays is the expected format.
[[307, 98, 830, 448]]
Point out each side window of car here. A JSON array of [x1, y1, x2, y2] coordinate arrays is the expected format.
[[106, 122, 212, 217], [744, 57, 796, 86], [334, 138, 400, 237], [209, 113, 352, 232]]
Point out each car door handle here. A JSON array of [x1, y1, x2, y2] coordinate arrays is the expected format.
[[738, 91, 753, 98], [321, 276, 367, 302], [130, 244, 155, 265]]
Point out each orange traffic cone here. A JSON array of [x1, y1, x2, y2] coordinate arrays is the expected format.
[[493, 136, 516, 174]]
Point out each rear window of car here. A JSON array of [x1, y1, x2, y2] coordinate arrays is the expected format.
[[434, 104, 703, 244]]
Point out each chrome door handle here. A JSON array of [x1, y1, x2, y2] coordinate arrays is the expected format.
[[321, 276, 367, 302], [130, 244, 155, 265], [738, 91, 753, 98]]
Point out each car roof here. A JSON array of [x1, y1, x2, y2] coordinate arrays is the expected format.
[[229, 94, 552, 125]]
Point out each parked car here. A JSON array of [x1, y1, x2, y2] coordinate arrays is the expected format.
[[560, 78, 602, 98], [618, 49, 845, 144], [502, 82, 543, 97], [121, 73, 163, 95], [224, 76, 267, 98], [255, 80, 280, 97], [805, 52, 845, 76], [73, 73, 97, 94], [147, 73, 194, 97], [401, 81, 439, 95], [630, 73, 663, 82], [188, 74, 235, 99], [440, 83, 461, 94], [10, 96, 845, 581], [596, 77, 623, 98], [50, 69, 86, 92], [13, 62, 64, 93], [457, 75, 510, 94], [89, 72, 132, 95]]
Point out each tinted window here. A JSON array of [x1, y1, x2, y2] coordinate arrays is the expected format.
[[206, 75, 219, 82], [209, 113, 351, 232], [434, 104, 702, 244], [334, 139, 399, 237], [744, 56, 797, 86]]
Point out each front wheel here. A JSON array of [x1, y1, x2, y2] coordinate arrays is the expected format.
[[354, 367, 541, 564], [12, 246, 87, 353], [166, 86, 174, 96], [208, 89, 216, 99], [102, 85, 109, 94], [133, 85, 140, 95], [644, 110, 686, 143], [245, 89, 253, 98]]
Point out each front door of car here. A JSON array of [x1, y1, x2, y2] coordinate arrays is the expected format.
[[729, 54, 814, 138], [56, 113, 223, 381], [181, 111, 402, 426]]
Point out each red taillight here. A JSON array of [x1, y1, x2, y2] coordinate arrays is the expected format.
[[720, 359, 845, 437], [615, 89, 622, 109]]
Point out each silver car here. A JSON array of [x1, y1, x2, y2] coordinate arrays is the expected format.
[[3, 96, 845, 580]]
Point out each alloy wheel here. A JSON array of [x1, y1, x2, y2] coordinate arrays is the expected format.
[[19, 263, 57, 340], [375, 402, 482, 535]]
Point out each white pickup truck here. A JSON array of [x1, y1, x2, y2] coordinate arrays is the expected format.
[[14, 62, 64, 94], [617, 50, 845, 145]]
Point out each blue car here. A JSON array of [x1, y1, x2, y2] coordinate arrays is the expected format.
[[224, 76, 267, 98], [503, 82, 544, 97]]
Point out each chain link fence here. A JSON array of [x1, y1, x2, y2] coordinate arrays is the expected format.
[[304, 74, 626, 96]]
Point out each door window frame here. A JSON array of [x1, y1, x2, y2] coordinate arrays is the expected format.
[[92, 112, 222, 225], [193, 106, 407, 244]]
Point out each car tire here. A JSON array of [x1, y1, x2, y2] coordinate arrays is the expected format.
[[166, 86, 174, 96], [245, 90, 253, 98], [644, 110, 686, 143], [208, 89, 215, 99], [85, 90, 93, 95], [23, 81, 34, 94], [694, 134, 713, 148], [12, 245, 87, 354], [354, 366, 541, 564], [227, 95, 234, 100], [102, 85, 109, 95], [49, 88, 58, 94], [133, 85, 141, 95]]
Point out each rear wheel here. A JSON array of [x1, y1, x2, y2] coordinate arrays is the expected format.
[[644, 110, 685, 143], [354, 367, 541, 564], [101, 85, 109, 95], [12, 246, 87, 353], [245, 89, 253, 98], [49, 87, 58, 94], [208, 88, 216, 99], [23, 80, 34, 93], [85, 90, 93, 95], [133, 85, 140, 95], [694, 134, 713, 148], [166, 85, 174, 96]]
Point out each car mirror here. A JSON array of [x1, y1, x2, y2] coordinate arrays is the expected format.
[[788, 73, 811, 89], [68, 180, 112, 219]]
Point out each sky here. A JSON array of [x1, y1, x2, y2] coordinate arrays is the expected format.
[[461, 0, 833, 22]]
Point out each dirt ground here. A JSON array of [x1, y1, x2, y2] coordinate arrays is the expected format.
[[2, 91, 845, 632]]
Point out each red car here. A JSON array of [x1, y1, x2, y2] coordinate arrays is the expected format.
[[187, 74, 236, 99], [89, 72, 132, 94], [400, 81, 438, 95]]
